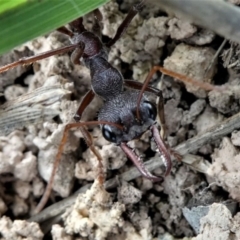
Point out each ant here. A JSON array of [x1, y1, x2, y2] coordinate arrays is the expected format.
[[0, 1, 221, 213]]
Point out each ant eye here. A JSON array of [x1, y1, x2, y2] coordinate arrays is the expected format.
[[102, 125, 117, 143], [143, 101, 157, 120]]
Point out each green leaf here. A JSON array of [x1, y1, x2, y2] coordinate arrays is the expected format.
[[0, 0, 109, 55]]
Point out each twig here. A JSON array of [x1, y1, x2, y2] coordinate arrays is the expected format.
[[205, 39, 228, 78], [175, 111, 240, 155], [28, 110, 240, 224], [149, 0, 240, 45]]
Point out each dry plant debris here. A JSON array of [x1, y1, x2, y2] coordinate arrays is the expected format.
[[1, 0, 240, 239]]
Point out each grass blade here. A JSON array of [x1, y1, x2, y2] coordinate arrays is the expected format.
[[0, 0, 109, 55]]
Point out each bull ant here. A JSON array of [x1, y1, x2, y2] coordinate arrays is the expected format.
[[0, 1, 219, 213]]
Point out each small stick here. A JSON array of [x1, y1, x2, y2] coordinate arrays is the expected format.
[[204, 39, 228, 78], [149, 0, 240, 45]]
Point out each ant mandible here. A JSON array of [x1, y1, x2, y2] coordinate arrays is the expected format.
[[0, 1, 219, 213]]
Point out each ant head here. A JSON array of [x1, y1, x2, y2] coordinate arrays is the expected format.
[[98, 90, 157, 145]]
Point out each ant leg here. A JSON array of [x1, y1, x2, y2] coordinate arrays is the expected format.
[[74, 89, 95, 121], [35, 87, 99, 213], [136, 66, 224, 120], [80, 126, 105, 184], [72, 90, 103, 186], [70, 42, 85, 65], [92, 9, 103, 38], [137, 66, 224, 109], [159, 67, 224, 91], [124, 80, 166, 139], [0, 43, 82, 73], [35, 121, 105, 213], [106, 1, 144, 48], [66, 19, 86, 65], [125, 80, 159, 95], [57, 26, 74, 38], [35, 123, 76, 213], [157, 91, 166, 139]]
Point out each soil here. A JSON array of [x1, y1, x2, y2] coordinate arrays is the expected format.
[[0, 0, 240, 239]]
